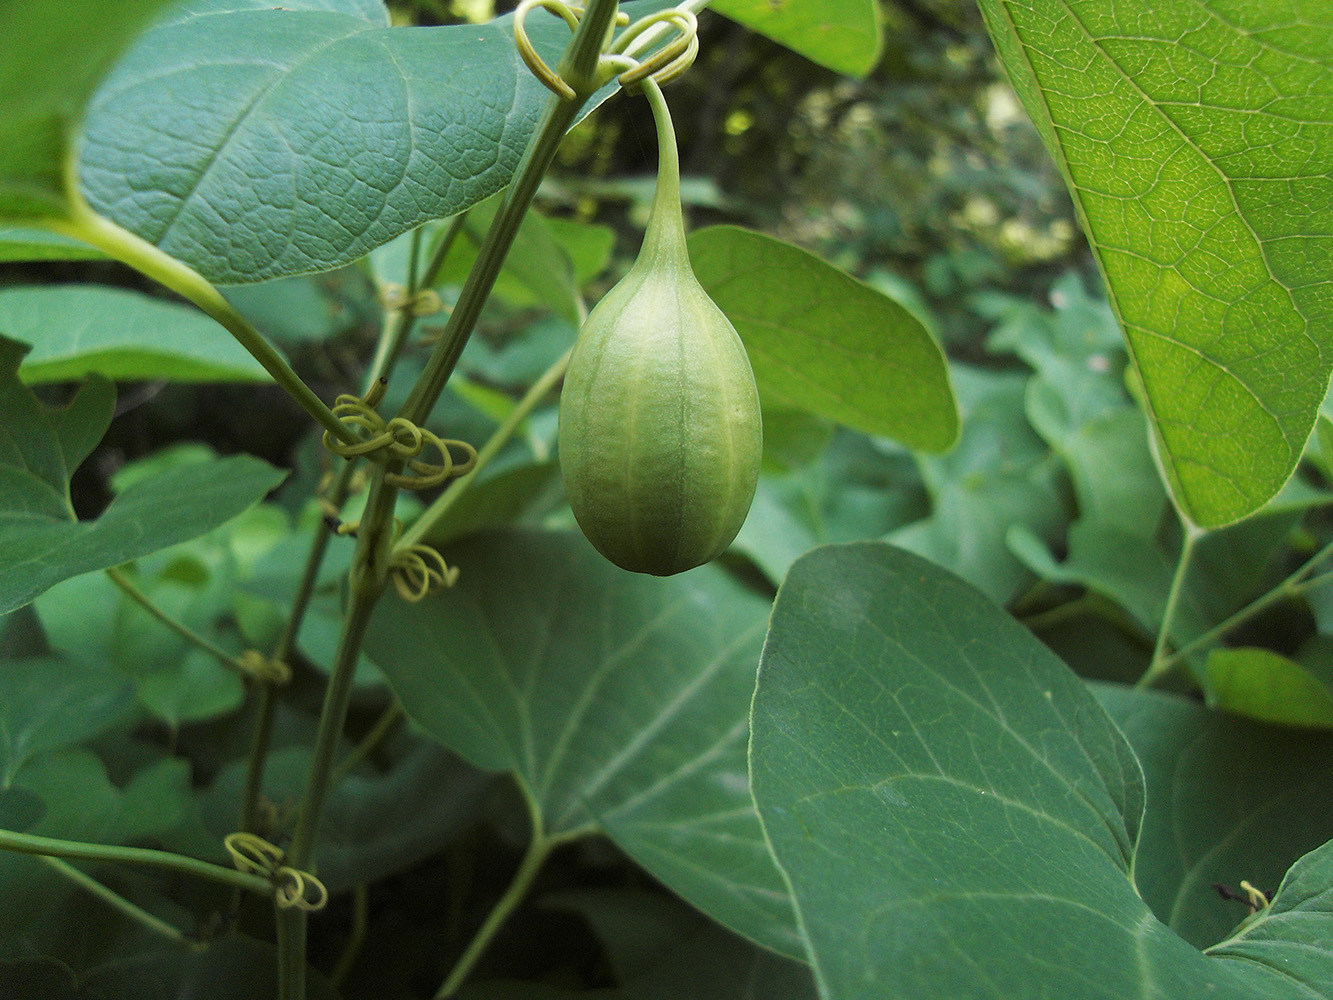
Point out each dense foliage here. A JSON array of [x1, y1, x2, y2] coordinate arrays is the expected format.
[[1, 1, 1331, 998]]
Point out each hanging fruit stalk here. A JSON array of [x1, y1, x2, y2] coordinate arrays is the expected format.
[[558, 76, 762, 576]]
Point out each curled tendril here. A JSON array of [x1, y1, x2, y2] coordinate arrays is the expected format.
[[605, 9, 699, 88], [223, 833, 329, 911], [514, 0, 696, 99], [383, 429, 477, 490], [236, 650, 292, 685], [514, 0, 584, 99], [274, 866, 330, 911], [322, 380, 478, 491], [380, 284, 445, 317], [390, 543, 460, 602], [1240, 880, 1270, 913]]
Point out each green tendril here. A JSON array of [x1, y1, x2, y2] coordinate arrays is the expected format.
[[322, 380, 478, 491], [513, 0, 699, 100], [224, 833, 329, 912]]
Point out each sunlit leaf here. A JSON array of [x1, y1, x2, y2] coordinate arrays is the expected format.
[[978, 0, 1333, 526], [710, 0, 881, 77], [690, 226, 957, 452]]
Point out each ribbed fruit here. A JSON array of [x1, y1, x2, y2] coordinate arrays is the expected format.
[[558, 244, 762, 576]]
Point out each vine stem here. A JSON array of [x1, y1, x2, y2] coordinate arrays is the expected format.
[[395, 0, 619, 429], [239, 212, 463, 837], [397, 346, 573, 552], [274, 2, 624, 992], [41, 856, 199, 947], [106, 565, 250, 676], [1137, 523, 1203, 688], [41, 194, 355, 448], [0, 828, 271, 896], [433, 787, 555, 1000], [331, 700, 403, 785], [1147, 536, 1333, 679]]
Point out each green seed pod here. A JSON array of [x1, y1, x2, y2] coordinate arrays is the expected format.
[[558, 81, 761, 576]]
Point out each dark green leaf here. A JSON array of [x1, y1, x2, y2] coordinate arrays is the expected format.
[[0, 750, 191, 941], [751, 542, 1331, 998], [891, 365, 1065, 603], [420, 462, 564, 547], [734, 431, 925, 586], [0, 655, 133, 785], [80, 0, 675, 284], [1096, 685, 1333, 952], [0, 359, 285, 618], [689, 226, 957, 452], [3, 286, 269, 384], [364, 529, 801, 958], [202, 741, 492, 894]]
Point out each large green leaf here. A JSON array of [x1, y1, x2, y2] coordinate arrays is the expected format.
[[750, 542, 1333, 998], [363, 529, 802, 958], [3, 285, 269, 384], [709, 0, 881, 77], [0, 0, 174, 219], [1095, 685, 1333, 950], [689, 226, 957, 452], [0, 656, 134, 786], [79, 0, 673, 285], [0, 340, 287, 612], [977, 1, 1333, 527]]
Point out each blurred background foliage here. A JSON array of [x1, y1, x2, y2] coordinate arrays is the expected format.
[[13, 3, 1333, 993]]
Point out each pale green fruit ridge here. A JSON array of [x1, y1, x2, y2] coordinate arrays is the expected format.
[[557, 79, 761, 576]]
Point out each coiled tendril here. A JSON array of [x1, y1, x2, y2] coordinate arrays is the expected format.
[[514, 0, 699, 100], [223, 832, 328, 912], [322, 379, 477, 491], [390, 543, 460, 602]]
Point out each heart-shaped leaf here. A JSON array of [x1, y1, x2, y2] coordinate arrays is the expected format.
[[0, 336, 287, 613], [1095, 684, 1333, 950], [80, 0, 673, 284], [750, 542, 1333, 998], [977, 0, 1333, 527], [363, 529, 802, 958], [689, 226, 957, 452]]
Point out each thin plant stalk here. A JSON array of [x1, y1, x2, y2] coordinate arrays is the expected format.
[[240, 216, 458, 835], [330, 884, 370, 987], [331, 699, 404, 786], [397, 346, 573, 552], [42, 855, 198, 947], [1137, 524, 1203, 687], [434, 787, 556, 999], [1152, 537, 1333, 676], [0, 828, 271, 896], [106, 565, 250, 676], [276, 2, 627, 993], [47, 193, 354, 447]]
